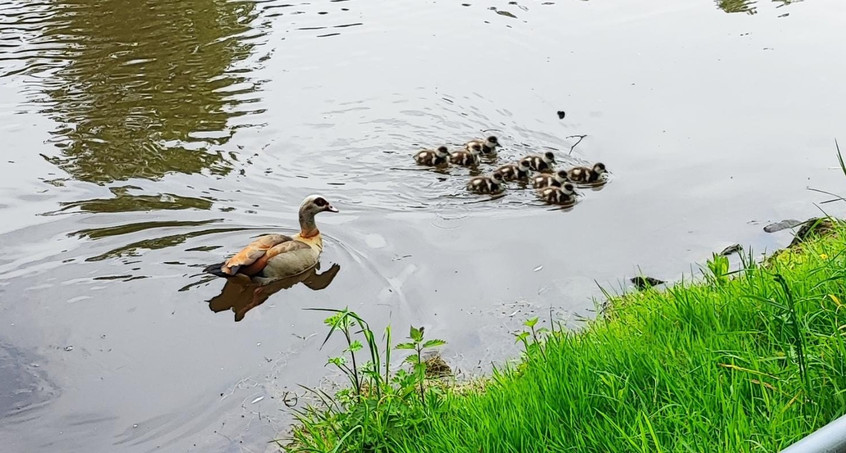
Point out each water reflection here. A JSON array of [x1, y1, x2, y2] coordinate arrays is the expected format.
[[207, 263, 341, 321], [716, 0, 802, 14], [52, 186, 215, 214], [28, 0, 267, 183]]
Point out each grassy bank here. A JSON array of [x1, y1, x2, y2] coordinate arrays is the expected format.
[[284, 221, 846, 452]]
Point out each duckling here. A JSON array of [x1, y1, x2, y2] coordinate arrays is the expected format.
[[467, 171, 505, 194], [465, 135, 501, 155], [205, 195, 338, 285], [537, 183, 578, 205], [532, 169, 569, 189], [567, 162, 608, 184], [414, 146, 450, 166], [496, 160, 532, 181], [450, 143, 482, 166], [520, 151, 556, 173]]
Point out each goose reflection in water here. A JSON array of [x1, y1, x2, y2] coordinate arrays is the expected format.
[[207, 263, 340, 322]]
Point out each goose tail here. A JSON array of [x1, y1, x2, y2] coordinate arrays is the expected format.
[[204, 262, 232, 278]]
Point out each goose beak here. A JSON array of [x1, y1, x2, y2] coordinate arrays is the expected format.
[[327, 204, 339, 213]]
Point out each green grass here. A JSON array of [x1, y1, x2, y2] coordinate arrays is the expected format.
[[283, 223, 846, 453]]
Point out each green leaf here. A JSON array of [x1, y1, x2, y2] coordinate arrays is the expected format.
[[422, 339, 446, 349], [328, 357, 346, 366], [323, 313, 341, 327], [524, 317, 539, 328], [347, 340, 363, 353], [409, 326, 424, 342], [395, 342, 416, 350], [514, 332, 530, 343], [413, 362, 427, 376], [404, 355, 419, 365]]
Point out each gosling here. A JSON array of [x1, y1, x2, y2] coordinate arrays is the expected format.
[[450, 143, 482, 166], [465, 136, 501, 155], [567, 162, 608, 184], [467, 171, 505, 194], [414, 146, 450, 166], [537, 183, 578, 205], [532, 169, 569, 189], [520, 151, 556, 173], [496, 160, 532, 181]]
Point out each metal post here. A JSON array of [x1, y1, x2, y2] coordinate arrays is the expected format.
[[781, 414, 846, 453]]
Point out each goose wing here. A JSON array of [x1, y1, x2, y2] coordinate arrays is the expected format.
[[222, 234, 294, 275], [238, 240, 312, 276]]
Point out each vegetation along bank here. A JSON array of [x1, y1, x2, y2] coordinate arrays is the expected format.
[[282, 219, 846, 452]]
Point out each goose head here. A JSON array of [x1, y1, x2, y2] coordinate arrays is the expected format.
[[560, 182, 576, 195], [593, 162, 607, 175], [518, 159, 532, 173], [543, 151, 556, 164], [553, 169, 569, 184], [491, 171, 505, 183], [300, 195, 339, 217], [435, 146, 450, 158], [468, 143, 483, 155], [485, 136, 501, 149], [298, 195, 338, 237]]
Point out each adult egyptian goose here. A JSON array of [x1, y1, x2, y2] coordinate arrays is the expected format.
[[520, 151, 556, 173], [532, 169, 569, 188], [496, 160, 532, 181], [465, 136, 501, 155], [205, 195, 338, 285], [414, 146, 450, 166], [467, 171, 505, 194], [567, 162, 608, 184], [449, 143, 482, 166], [537, 183, 578, 205]]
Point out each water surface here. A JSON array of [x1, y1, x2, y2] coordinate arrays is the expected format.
[[2, 0, 846, 450]]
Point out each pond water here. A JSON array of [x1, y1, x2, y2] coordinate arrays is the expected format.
[[2, 0, 846, 450]]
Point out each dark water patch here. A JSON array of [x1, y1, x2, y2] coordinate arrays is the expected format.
[[71, 219, 221, 240], [84, 227, 248, 262], [0, 340, 59, 420], [92, 275, 133, 281], [50, 187, 215, 214], [716, 0, 803, 15]]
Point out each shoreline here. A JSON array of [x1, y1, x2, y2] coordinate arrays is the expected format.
[[281, 218, 846, 452]]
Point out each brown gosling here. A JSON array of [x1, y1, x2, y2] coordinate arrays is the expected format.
[[467, 171, 505, 194], [465, 135, 501, 155], [537, 183, 578, 205], [567, 162, 608, 183], [450, 143, 482, 166], [519, 151, 556, 173], [496, 159, 532, 181], [532, 169, 569, 189], [414, 146, 450, 166]]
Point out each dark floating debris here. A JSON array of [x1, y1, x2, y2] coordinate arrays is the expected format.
[[763, 217, 838, 247], [557, 110, 566, 119], [763, 218, 804, 233], [630, 276, 665, 291], [720, 244, 743, 256]]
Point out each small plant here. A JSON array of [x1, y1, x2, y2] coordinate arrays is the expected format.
[[515, 316, 551, 359], [316, 308, 383, 399], [705, 253, 730, 285], [396, 326, 446, 404], [286, 309, 446, 452]]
